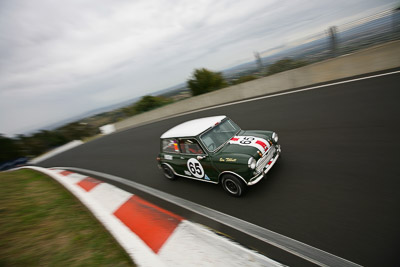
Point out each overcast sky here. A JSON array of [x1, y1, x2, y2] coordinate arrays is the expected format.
[[0, 0, 396, 136]]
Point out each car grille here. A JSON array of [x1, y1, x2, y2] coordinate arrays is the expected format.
[[256, 146, 275, 173]]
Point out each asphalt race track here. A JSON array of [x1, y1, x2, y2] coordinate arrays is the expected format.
[[40, 71, 400, 266]]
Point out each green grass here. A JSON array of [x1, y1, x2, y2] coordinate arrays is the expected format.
[[0, 169, 134, 267]]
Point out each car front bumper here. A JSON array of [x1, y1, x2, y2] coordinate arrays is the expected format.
[[247, 144, 281, 186]]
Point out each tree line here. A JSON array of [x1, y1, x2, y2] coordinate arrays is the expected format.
[[186, 58, 307, 96]]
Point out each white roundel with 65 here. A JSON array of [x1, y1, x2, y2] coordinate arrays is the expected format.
[[187, 158, 204, 178]]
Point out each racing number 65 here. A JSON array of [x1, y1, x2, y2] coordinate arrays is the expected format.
[[189, 162, 202, 175], [187, 158, 205, 178]]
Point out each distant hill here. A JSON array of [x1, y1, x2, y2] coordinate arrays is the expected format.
[[152, 82, 187, 96], [39, 96, 141, 131]]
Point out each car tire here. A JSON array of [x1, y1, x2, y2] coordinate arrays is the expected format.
[[221, 174, 245, 197], [162, 165, 176, 180]]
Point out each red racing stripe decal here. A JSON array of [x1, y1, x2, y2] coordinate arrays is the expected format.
[[255, 140, 267, 150], [77, 177, 103, 192], [230, 137, 239, 141], [113, 195, 183, 253]]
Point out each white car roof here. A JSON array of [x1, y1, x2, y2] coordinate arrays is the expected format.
[[160, 115, 226, 139]]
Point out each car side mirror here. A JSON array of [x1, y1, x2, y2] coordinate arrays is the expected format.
[[197, 155, 206, 160]]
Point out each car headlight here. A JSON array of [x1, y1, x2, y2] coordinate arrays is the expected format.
[[272, 132, 278, 143], [248, 157, 256, 170]]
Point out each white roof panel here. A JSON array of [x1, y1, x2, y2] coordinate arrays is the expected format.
[[161, 116, 226, 139]]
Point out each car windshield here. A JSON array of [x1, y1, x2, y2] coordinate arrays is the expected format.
[[200, 119, 240, 152]]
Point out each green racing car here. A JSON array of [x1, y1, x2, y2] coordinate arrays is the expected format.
[[157, 115, 281, 196]]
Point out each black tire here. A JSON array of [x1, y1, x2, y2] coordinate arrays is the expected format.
[[221, 174, 246, 197], [162, 165, 176, 180]]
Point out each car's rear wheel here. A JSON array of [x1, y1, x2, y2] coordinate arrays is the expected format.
[[221, 174, 245, 197], [162, 165, 176, 180]]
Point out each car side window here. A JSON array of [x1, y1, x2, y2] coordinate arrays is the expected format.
[[179, 139, 205, 155], [162, 139, 179, 153]]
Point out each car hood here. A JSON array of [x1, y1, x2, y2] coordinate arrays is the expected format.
[[216, 130, 272, 157]]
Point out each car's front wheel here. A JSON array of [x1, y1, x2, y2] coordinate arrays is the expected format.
[[221, 174, 245, 197], [162, 165, 176, 180]]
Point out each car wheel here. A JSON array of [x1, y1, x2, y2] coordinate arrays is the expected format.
[[221, 175, 245, 197], [162, 165, 176, 180]]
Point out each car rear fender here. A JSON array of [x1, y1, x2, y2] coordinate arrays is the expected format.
[[161, 163, 177, 175]]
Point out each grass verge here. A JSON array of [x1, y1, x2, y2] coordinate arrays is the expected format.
[[0, 169, 134, 266]]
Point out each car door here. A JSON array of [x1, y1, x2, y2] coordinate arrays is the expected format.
[[175, 138, 218, 183]]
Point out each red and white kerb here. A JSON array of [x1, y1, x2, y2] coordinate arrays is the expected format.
[[27, 166, 282, 266], [229, 136, 270, 154]]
